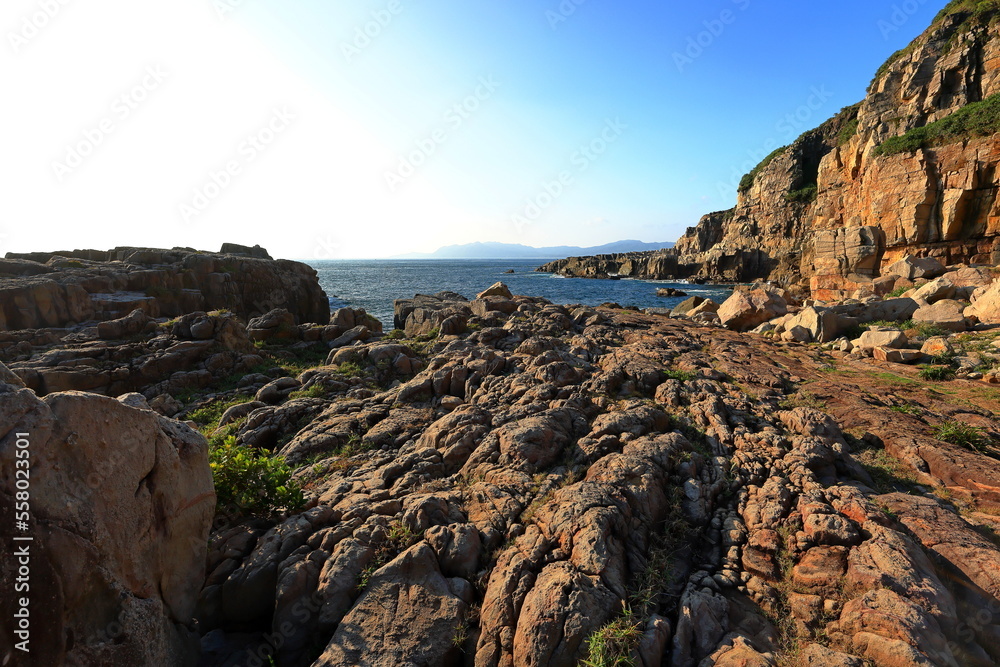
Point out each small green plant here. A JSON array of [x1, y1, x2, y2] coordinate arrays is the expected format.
[[784, 184, 818, 203], [854, 445, 921, 494], [778, 391, 826, 411], [935, 421, 990, 453], [889, 404, 922, 415], [837, 117, 860, 146], [581, 605, 643, 667], [210, 437, 305, 518], [288, 384, 329, 400], [188, 395, 253, 431], [415, 327, 440, 342], [919, 365, 955, 381], [334, 361, 366, 378], [886, 286, 910, 298], [912, 322, 948, 338], [662, 369, 696, 382], [385, 329, 407, 340]]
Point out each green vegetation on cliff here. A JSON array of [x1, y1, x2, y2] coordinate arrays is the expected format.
[[738, 146, 787, 193], [784, 184, 818, 203], [837, 117, 860, 147], [933, 0, 1000, 26], [873, 92, 1000, 156], [871, 1, 1000, 90]]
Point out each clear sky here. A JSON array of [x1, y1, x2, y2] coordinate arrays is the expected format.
[[1, 0, 947, 260]]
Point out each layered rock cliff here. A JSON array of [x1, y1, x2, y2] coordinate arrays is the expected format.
[[542, 2, 1000, 297], [0, 246, 330, 331]]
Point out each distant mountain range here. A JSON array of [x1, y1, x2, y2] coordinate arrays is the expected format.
[[392, 240, 675, 260]]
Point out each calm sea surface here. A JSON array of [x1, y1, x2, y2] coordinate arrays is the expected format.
[[307, 259, 733, 328]]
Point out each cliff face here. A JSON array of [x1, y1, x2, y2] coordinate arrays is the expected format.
[[0, 246, 330, 331], [810, 9, 1000, 296], [544, 4, 1000, 296]]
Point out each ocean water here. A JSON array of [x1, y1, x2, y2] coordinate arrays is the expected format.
[[308, 259, 733, 329]]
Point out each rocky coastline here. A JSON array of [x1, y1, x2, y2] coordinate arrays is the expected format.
[[6, 5, 1000, 667], [2, 244, 1000, 666]]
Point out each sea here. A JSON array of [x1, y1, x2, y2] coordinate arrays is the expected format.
[[308, 259, 733, 329]]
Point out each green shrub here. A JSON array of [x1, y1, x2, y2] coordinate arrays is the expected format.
[[210, 437, 304, 518], [887, 286, 910, 298], [288, 385, 328, 400], [385, 329, 407, 340], [662, 369, 696, 382], [837, 118, 860, 146], [189, 395, 253, 430], [912, 322, 948, 338], [935, 421, 990, 453], [581, 609, 643, 667], [874, 92, 1000, 156], [739, 146, 788, 193], [933, 0, 1000, 25], [334, 361, 366, 378], [918, 365, 955, 381], [784, 184, 818, 203]]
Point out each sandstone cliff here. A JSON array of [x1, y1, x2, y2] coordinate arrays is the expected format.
[[0, 245, 330, 331], [542, 2, 1000, 297]]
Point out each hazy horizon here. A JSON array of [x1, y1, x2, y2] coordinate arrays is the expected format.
[[2, 0, 946, 260]]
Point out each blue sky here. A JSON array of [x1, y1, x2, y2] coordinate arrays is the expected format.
[[2, 0, 946, 259]]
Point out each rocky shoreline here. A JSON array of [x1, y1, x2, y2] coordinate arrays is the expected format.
[[3, 245, 1000, 666]]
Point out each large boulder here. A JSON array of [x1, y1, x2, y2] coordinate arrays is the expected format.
[[860, 297, 920, 323], [97, 308, 152, 340], [857, 328, 908, 351], [718, 289, 788, 331], [912, 299, 970, 332], [671, 296, 706, 317], [782, 306, 846, 343], [966, 280, 1000, 325], [0, 363, 215, 666], [477, 282, 513, 300], [247, 308, 297, 342], [316, 544, 468, 666], [884, 255, 947, 281]]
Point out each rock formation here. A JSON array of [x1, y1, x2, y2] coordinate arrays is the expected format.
[[0, 245, 329, 331], [0, 363, 215, 666], [540, 4, 1000, 298], [185, 284, 1000, 666]]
